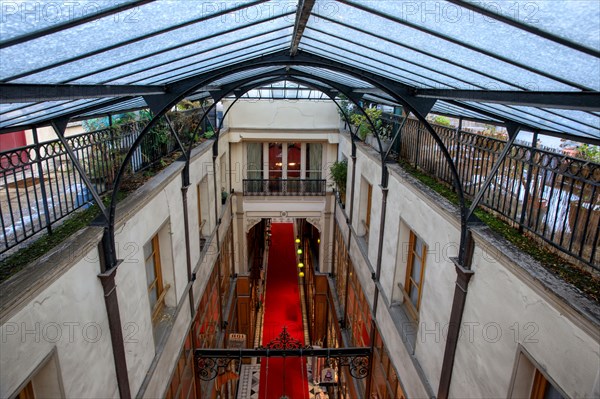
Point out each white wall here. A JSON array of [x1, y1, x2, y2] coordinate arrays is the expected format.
[[0, 138, 229, 398], [224, 99, 339, 130], [0, 246, 119, 398], [336, 131, 600, 398]]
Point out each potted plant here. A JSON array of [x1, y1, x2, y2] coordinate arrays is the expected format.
[[329, 159, 348, 206], [221, 188, 228, 204]]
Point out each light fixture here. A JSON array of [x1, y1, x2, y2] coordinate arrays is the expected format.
[[297, 248, 302, 255], [317, 238, 321, 244], [288, 162, 296, 166], [295, 237, 301, 244], [298, 262, 304, 268], [298, 271, 305, 278]]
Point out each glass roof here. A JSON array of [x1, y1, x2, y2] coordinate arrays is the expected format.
[[0, 0, 597, 142]]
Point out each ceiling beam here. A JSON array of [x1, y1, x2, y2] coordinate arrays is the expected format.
[[0, 84, 166, 103], [290, 0, 316, 56], [416, 89, 600, 111]]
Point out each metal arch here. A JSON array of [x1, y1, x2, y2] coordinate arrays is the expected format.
[[95, 50, 467, 267], [219, 73, 364, 144]]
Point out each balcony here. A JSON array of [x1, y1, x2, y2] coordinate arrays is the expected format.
[[243, 179, 326, 196]]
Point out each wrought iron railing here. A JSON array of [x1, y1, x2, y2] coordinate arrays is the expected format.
[[0, 120, 180, 254], [243, 179, 326, 196], [394, 117, 599, 269]]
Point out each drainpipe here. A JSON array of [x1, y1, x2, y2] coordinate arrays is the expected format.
[[180, 165, 195, 319], [98, 255, 131, 399], [437, 231, 475, 399], [365, 164, 390, 397]]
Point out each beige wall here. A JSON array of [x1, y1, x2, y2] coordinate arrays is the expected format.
[[0, 137, 230, 398], [335, 131, 600, 398], [223, 99, 339, 130]]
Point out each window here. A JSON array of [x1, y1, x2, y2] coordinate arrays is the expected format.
[[510, 350, 567, 399], [404, 231, 427, 318], [305, 143, 322, 180], [268, 142, 283, 179], [366, 183, 372, 231], [12, 351, 63, 398], [144, 234, 170, 322], [286, 142, 301, 179], [17, 382, 34, 399], [197, 177, 210, 244], [246, 142, 263, 180], [530, 370, 565, 399], [359, 178, 373, 239]]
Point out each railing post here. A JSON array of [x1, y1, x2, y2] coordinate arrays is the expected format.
[[32, 127, 53, 235], [415, 123, 422, 168], [519, 132, 538, 233]]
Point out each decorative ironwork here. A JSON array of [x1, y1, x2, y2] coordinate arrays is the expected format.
[[0, 117, 190, 254], [391, 117, 600, 269], [339, 355, 370, 379], [195, 356, 235, 381], [194, 327, 371, 382], [258, 326, 311, 350], [243, 179, 326, 196]]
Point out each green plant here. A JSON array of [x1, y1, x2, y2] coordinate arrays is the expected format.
[[578, 144, 600, 163], [329, 159, 348, 204], [433, 115, 451, 127], [350, 107, 382, 141]]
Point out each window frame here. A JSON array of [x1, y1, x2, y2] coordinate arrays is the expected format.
[[145, 234, 168, 322], [403, 231, 427, 319]]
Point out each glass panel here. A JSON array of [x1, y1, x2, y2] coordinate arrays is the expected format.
[[112, 38, 290, 85], [354, 0, 600, 90], [462, 0, 600, 50], [145, 257, 156, 287], [414, 235, 424, 258], [411, 253, 422, 286], [409, 283, 419, 308], [148, 286, 158, 309], [143, 241, 153, 260], [292, 66, 373, 88], [269, 143, 283, 179], [301, 45, 427, 87], [0, 0, 134, 41], [309, 1, 580, 90], [0, 0, 261, 81], [303, 28, 512, 90], [62, 25, 293, 85], [145, 43, 288, 85], [462, 102, 600, 137], [287, 142, 301, 178]]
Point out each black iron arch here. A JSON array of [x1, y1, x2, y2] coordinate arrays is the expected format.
[[100, 49, 466, 266]]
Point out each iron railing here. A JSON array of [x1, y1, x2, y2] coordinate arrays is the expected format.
[[0, 120, 180, 254], [243, 179, 326, 196], [394, 117, 599, 269]]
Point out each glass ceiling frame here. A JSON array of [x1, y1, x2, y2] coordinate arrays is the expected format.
[[0, 0, 597, 143]]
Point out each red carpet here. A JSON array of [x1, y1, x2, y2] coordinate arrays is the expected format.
[[259, 223, 309, 399]]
